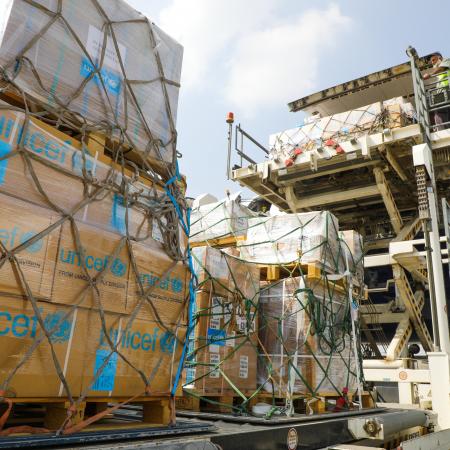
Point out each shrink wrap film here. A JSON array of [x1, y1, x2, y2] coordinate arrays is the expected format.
[[191, 246, 232, 297], [0, 0, 183, 163], [0, 104, 182, 249], [240, 211, 344, 273], [340, 230, 364, 284], [190, 291, 257, 394], [190, 198, 255, 243], [269, 97, 415, 164], [258, 277, 357, 395]]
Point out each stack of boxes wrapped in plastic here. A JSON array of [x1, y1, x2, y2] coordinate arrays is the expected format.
[[269, 97, 415, 167], [187, 195, 365, 407], [0, 0, 188, 407]]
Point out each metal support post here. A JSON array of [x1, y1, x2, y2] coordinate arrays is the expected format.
[[427, 188, 450, 354], [412, 143, 449, 354], [428, 352, 450, 430], [226, 113, 234, 179]]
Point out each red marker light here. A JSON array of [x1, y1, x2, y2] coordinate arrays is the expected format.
[[226, 112, 234, 123]]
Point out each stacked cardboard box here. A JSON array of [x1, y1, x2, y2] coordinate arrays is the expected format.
[[0, 132, 190, 397], [0, 0, 183, 164], [239, 211, 344, 274], [190, 195, 256, 244], [0, 0, 189, 403], [269, 97, 415, 165], [258, 277, 357, 396], [340, 230, 364, 284], [187, 246, 260, 394]]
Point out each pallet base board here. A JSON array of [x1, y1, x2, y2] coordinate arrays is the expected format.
[[3, 396, 175, 432], [177, 389, 375, 414]]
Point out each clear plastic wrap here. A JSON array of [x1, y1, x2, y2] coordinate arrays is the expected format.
[[190, 198, 255, 243], [240, 211, 344, 273], [186, 210, 364, 409], [257, 277, 357, 396], [340, 230, 364, 284], [0, 103, 183, 249], [269, 97, 415, 164], [186, 248, 260, 394], [0, 0, 183, 162]]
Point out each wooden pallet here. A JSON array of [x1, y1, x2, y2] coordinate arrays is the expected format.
[[189, 234, 246, 249], [176, 389, 255, 413], [2, 396, 175, 432], [176, 389, 374, 414], [259, 262, 366, 297], [248, 391, 374, 414], [0, 87, 184, 186]]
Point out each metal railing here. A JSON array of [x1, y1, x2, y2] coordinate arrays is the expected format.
[[424, 74, 450, 132], [407, 46, 450, 133], [226, 116, 269, 179]]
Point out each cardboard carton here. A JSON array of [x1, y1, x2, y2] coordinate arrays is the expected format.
[[49, 220, 130, 314], [190, 290, 257, 394], [0, 295, 186, 398], [0, 193, 57, 299], [80, 309, 186, 397], [0, 296, 85, 398], [126, 242, 189, 324]]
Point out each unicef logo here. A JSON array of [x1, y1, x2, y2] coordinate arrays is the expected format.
[[111, 258, 126, 277], [44, 312, 72, 343], [160, 331, 176, 354], [20, 231, 43, 253]]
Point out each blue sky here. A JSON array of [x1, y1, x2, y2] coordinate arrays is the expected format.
[[128, 0, 450, 201]]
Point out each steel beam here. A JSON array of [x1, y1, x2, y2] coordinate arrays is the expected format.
[[284, 185, 379, 210], [373, 167, 403, 234], [392, 264, 433, 352], [385, 317, 413, 360]]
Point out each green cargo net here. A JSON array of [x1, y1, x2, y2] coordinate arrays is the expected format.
[[185, 201, 366, 416]]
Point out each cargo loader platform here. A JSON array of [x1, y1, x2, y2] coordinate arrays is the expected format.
[[1, 407, 435, 450]]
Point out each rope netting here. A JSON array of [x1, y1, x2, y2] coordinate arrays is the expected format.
[[0, 0, 192, 435], [185, 199, 366, 416], [269, 99, 415, 162]]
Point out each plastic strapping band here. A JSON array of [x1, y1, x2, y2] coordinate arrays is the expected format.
[[165, 167, 197, 395], [171, 237, 197, 394]]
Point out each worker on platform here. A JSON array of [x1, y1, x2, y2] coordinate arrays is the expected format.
[[423, 52, 450, 130]]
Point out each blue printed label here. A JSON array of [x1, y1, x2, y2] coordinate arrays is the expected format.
[[0, 141, 12, 186], [91, 349, 118, 391], [80, 58, 122, 96], [110, 193, 126, 235], [207, 328, 226, 347]]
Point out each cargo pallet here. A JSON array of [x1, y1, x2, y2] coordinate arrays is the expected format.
[[2, 396, 176, 433], [189, 235, 245, 249], [175, 388, 374, 414]]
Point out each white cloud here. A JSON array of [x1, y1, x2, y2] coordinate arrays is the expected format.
[[157, 0, 277, 88], [134, 1, 352, 115], [224, 4, 352, 116]]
